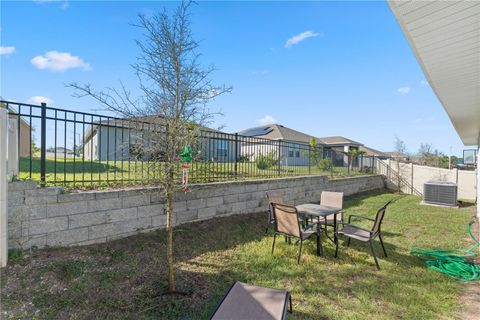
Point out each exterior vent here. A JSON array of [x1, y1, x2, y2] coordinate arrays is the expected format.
[[423, 181, 458, 207]]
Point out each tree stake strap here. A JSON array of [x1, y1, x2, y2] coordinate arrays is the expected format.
[[179, 146, 192, 193]]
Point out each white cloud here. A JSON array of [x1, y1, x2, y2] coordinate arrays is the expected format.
[[285, 30, 320, 48], [257, 115, 276, 125], [420, 79, 429, 86], [252, 70, 269, 76], [0, 46, 15, 55], [27, 96, 54, 105], [397, 86, 411, 94], [33, 0, 69, 9], [31, 51, 91, 72]]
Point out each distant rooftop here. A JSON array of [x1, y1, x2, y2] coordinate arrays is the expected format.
[[318, 136, 363, 146], [238, 124, 325, 145]]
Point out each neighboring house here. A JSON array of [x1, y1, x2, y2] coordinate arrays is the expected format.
[[237, 124, 325, 166], [83, 117, 236, 162], [45, 147, 75, 159], [1, 102, 32, 158], [318, 136, 387, 166], [318, 136, 363, 153], [318, 136, 363, 166], [359, 146, 389, 159]]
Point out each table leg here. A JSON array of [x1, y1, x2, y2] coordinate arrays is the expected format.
[[334, 212, 339, 258], [317, 222, 323, 256]]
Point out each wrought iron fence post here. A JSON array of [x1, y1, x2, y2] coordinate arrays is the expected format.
[[40, 103, 47, 187], [308, 147, 311, 175], [234, 133, 238, 179], [277, 140, 281, 176]]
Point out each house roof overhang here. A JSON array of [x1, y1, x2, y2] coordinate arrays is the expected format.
[[388, 1, 480, 146]]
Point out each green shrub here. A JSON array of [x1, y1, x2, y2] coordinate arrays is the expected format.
[[318, 158, 333, 171], [8, 249, 24, 265], [255, 151, 277, 170], [50, 260, 86, 281]]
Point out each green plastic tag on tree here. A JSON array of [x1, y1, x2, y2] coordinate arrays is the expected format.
[[179, 146, 192, 163]]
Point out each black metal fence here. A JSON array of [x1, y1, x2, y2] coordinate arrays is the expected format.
[[2, 100, 378, 188]]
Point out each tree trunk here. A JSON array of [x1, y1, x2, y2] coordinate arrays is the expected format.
[[166, 189, 175, 291]]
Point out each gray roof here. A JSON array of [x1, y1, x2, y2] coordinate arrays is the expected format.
[[238, 124, 325, 145], [83, 116, 224, 144], [358, 145, 388, 157], [318, 136, 363, 146]]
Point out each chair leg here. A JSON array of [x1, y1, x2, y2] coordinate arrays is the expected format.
[[369, 240, 380, 270], [272, 233, 277, 254], [334, 231, 339, 259], [379, 234, 387, 257], [288, 294, 293, 313], [297, 240, 303, 264], [265, 213, 272, 234], [347, 238, 351, 247]]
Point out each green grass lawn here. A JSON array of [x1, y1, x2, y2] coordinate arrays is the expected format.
[[2, 191, 474, 319], [19, 157, 370, 188]]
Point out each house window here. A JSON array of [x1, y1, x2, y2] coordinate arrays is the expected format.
[[295, 151, 300, 158], [288, 150, 294, 157], [216, 140, 228, 158]]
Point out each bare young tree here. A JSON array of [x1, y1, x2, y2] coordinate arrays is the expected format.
[[69, 1, 230, 292], [393, 136, 406, 158], [343, 149, 365, 175], [393, 136, 407, 191]]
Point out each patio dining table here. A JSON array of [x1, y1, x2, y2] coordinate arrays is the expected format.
[[295, 203, 341, 258]]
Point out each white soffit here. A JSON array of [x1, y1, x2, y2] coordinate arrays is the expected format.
[[388, 0, 480, 146]]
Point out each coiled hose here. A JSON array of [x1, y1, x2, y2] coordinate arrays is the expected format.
[[411, 220, 480, 281]]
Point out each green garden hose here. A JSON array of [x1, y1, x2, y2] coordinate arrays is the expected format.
[[410, 220, 480, 281]]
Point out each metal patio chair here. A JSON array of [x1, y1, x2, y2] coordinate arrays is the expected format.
[[210, 281, 292, 320], [318, 191, 344, 239], [271, 203, 322, 263], [265, 191, 284, 233], [337, 201, 392, 270]]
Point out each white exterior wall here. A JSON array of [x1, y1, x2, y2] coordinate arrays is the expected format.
[[0, 109, 8, 266], [477, 142, 479, 218], [84, 131, 98, 160], [241, 142, 310, 166]]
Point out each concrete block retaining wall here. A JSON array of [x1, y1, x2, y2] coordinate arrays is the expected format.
[[7, 175, 385, 249]]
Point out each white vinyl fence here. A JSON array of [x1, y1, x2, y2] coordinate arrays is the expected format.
[[378, 159, 477, 200]]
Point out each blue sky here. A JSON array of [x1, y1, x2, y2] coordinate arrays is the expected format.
[[0, 0, 466, 155]]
